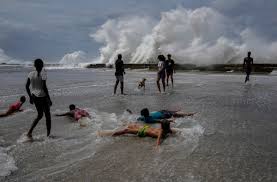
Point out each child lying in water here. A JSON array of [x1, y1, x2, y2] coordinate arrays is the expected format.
[[98, 120, 177, 146], [55, 104, 91, 126], [133, 108, 195, 124], [0, 96, 26, 118]]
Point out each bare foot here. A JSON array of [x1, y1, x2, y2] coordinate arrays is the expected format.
[[26, 133, 33, 141]]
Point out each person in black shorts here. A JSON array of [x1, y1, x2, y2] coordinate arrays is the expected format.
[[156, 55, 166, 93], [243, 51, 254, 83], [26, 59, 52, 139], [165, 54, 175, 87], [114, 54, 125, 95]]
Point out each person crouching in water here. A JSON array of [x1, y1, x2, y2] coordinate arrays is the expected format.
[[55, 104, 91, 127], [26, 59, 52, 139], [0, 96, 26, 118]]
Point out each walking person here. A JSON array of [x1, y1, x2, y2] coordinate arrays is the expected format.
[[165, 54, 175, 87], [114, 54, 125, 95], [156, 55, 166, 93], [26, 59, 52, 139], [243, 51, 254, 83]]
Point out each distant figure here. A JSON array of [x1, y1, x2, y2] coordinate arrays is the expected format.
[[55, 104, 90, 122], [137, 108, 195, 124], [0, 96, 26, 117], [157, 55, 166, 93], [114, 54, 125, 95], [26, 59, 52, 139], [243, 51, 254, 83], [165, 54, 175, 87]]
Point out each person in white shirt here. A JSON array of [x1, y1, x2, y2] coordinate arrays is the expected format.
[[26, 59, 52, 139], [157, 55, 166, 93]]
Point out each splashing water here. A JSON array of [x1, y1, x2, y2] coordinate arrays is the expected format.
[[91, 7, 277, 65]]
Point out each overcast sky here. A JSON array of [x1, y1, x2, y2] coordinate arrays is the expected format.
[[0, 0, 276, 62]]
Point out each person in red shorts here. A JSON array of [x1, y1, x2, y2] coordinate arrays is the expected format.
[[0, 96, 26, 117]]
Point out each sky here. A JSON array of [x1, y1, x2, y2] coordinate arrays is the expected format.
[[0, 0, 277, 64]]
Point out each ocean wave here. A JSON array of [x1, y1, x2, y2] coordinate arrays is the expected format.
[[92, 7, 277, 65]]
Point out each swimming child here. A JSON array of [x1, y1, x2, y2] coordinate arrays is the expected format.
[[0, 96, 26, 117], [55, 104, 91, 126], [136, 108, 195, 124], [99, 120, 176, 146]]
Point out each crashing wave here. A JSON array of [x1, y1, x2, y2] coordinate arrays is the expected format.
[[58, 51, 94, 68], [0, 49, 20, 64], [92, 7, 277, 65]]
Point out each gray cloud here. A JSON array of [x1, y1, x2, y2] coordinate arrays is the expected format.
[[0, 0, 276, 63]]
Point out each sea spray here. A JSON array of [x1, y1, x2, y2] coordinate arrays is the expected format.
[[91, 7, 277, 65]]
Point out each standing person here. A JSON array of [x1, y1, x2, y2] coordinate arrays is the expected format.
[[157, 55, 166, 93], [165, 54, 175, 87], [114, 54, 125, 95], [243, 51, 254, 83], [26, 59, 52, 139]]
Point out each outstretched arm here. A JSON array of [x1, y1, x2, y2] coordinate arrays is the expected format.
[[25, 78, 33, 104], [156, 130, 162, 146], [42, 80, 52, 106], [173, 112, 196, 118], [55, 112, 71, 117], [173, 61, 176, 73], [243, 59, 246, 70]]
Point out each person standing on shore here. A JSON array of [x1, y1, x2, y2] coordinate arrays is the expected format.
[[243, 51, 254, 83], [157, 55, 166, 93], [26, 59, 52, 139], [114, 54, 125, 95], [165, 54, 175, 87]]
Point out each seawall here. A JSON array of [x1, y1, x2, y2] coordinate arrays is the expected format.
[[86, 64, 277, 73]]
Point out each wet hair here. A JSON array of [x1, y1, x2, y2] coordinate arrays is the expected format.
[[140, 108, 149, 117], [160, 120, 172, 137], [69, 104, 76, 110], [20, 96, 26, 103], [248, 51, 251, 56], [157, 55, 166, 62], [118, 54, 122, 59], [34, 59, 44, 76]]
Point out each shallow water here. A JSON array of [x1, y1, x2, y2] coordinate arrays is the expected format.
[[0, 66, 276, 181]]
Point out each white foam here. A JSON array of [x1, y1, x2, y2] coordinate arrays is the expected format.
[[164, 118, 205, 154], [270, 70, 277, 75], [0, 48, 21, 64], [0, 146, 17, 177]]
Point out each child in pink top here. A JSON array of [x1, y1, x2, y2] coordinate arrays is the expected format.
[[0, 96, 26, 117], [56, 104, 90, 121]]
